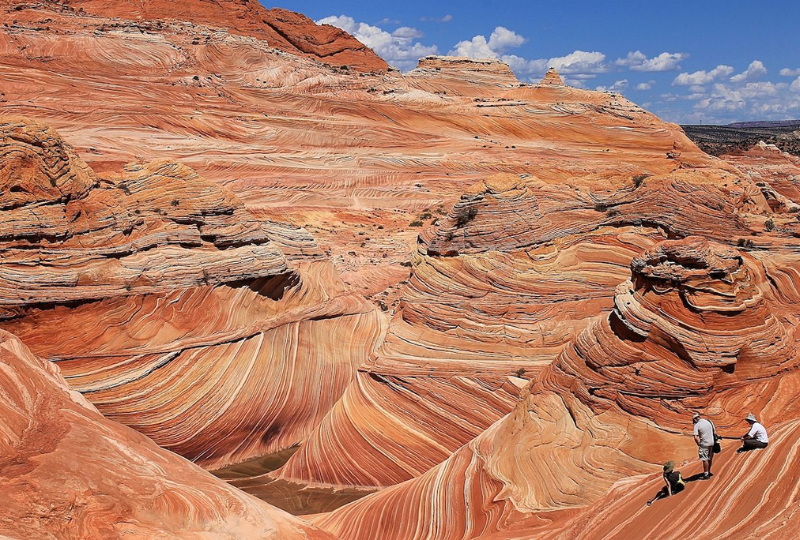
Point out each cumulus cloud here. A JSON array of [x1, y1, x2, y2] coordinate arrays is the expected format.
[[635, 80, 655, 91], [317, 15, 438, 71], [615, 51, 688, 72], [449, 26, 526, 58], [421, 14, 453, 22], [393, 27, 423, 39], [780, 68, 800, 77], [673, 65, 734, 86], [501, 55, 548, 77], [547, 51, 609, 75], [596, 79, 628, 93], [729, 60, 767, 83], [679, 79, 800, 123]]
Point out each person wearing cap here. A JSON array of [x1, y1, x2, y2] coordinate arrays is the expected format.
[[692, 412, 715, 479], [647, 461, 686, 506], [738, 413, 769, 453]]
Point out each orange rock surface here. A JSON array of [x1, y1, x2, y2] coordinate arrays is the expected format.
[[0, 329, 334, 539], [0, 117, 382, 470], [1, 1, 800, 538], [14, 0, 388, 72]]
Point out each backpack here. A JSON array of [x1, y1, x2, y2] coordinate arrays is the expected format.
[[710, 421, 722, 454]]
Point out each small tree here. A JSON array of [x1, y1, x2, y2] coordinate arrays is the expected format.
[[455, 206, 478, 226]]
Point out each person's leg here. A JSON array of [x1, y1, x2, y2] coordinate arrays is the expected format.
[[699, 446, 712, 477], [708, 451, 714, 475], [742, 439, 768, 450]]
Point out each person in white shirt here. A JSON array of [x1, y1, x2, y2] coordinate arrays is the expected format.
[[692, 412, 715, 479], [738, 413, 769, 453]]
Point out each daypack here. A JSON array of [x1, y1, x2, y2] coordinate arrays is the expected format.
[[710, 420, 722, 454]]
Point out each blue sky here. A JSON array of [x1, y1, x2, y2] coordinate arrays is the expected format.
[[269, 1, 800, 124]]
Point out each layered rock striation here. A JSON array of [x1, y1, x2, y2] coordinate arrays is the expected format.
[[0, 329, 334, 539], [32, 0, 388, 72], [0, 117, 382, 469], [313, 236, 800, 539]]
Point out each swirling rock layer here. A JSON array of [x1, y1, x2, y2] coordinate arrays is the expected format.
[[42, 0, 387, 72], [0, 117, 382, 469], [2, 3, 800, 536], [0, 329, 333, 539], [314, 237, 800, 539]]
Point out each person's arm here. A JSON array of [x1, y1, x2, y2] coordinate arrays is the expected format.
[[743, 425, 754, 440], [664, 474, 672, 496]]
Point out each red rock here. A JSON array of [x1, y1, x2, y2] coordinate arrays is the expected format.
[[0, 117, 382, 469], [0, 329, 334, 539], [28, 0, 388, 72]]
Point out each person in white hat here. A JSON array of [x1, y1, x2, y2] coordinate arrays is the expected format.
[[692, 412, 715, 479], [738, 413, 768, 453]]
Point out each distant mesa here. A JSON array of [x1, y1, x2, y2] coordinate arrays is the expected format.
[[408, 56, 520, 91], [540, 66, 565, 86], [415, 55, 516, 75]]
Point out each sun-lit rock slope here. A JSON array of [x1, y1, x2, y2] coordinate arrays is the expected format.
[[0, 329, 334, 539], [276, 150, 798, 491], [0, 117, 382, 470], [313, 235, 800, 539], [0, 0, 723, 303], [28, 0, 388, 72]]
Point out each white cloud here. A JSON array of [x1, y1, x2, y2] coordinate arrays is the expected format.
[[393, 27, 423, 39], [780, 68, 800, 77], [616, 51, 688, 72], [317, 15, 438, 71], [635, 80, 655, 91], [686, 80, 800, 122], [547, 50, 609, 74], [673, 65, 734, 86], [596, 79, 628, 93], [421, 14, 453, 22], [377, 18, 400, 25], [488, 27, 526, 50], [729, 60, 767, 83], [449, 26, 526, 59], [501, 55, 547, 77]]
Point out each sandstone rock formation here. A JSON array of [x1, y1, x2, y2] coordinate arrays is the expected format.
[[0, 329, 334, 539], [34, 0, 387, 72], [539, 67, 564, 86], [0, 117, 382, 470], [2, 1, 800, 537], [312, 237, 800, 539]]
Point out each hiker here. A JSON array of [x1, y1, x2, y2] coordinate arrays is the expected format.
[[692, 412, 715, 479], [647, 461, 685, 506], [738, 413, 769, 453]]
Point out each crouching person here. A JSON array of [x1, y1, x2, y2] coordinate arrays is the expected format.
[[738, 413, 769, 453]]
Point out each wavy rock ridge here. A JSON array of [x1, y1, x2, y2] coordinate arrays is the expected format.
[[0, 117, 382, 471], [33, 0, 388, 72], [0, 329, 334, 539], [313, 236, 800, 539]]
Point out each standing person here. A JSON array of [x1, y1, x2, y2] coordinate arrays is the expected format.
[[647, 461, 686, 506], [692, 412, 715, 479], [738, 413, 769, 453]]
